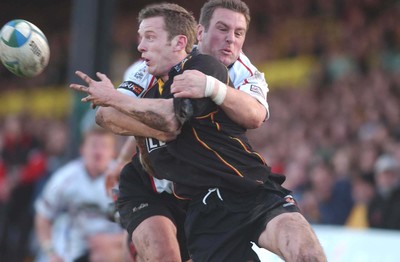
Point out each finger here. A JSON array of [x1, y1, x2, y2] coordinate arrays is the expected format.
[[173, 74, 184, 81], [171, 85, 181, 93], [69, 83, 89, 92], [75, 71, 93, 84], [81, 95, 92, 102], [96, 72, 109, 82], [171, 85, 185, 93], [172, 91, 187, 98]]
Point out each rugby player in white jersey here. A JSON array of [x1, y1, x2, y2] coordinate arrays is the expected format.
[[71, 0, 325, 261], [35, 128, 126, 262]]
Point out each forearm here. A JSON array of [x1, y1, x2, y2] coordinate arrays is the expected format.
[[70, 70, 180, 132], [106, 91, 179, 133], [117, 136, 137, 164], [172, 70, 267, 129], [35, 214, 54, 254], [219, 87, 266, 129], [96, 107, 177, 141]]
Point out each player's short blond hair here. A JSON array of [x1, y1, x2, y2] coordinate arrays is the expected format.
[[82, 126, 115, 142], [138, 3, 197, 53]]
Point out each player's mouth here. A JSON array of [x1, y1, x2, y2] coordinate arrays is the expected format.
[[221, 49, 232, 56], [143, 58, 150, 66], [221, 48, 233, 55]]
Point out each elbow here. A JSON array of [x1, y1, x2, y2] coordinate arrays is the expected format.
[[164, 120, 181, 133], [250, 120, 264, 129], [245, 118, 264, 129], [95, 108, 106, 127], [156, 130, 180, 142], [243, 108, 266, 129], [152, 112, 181, 133]]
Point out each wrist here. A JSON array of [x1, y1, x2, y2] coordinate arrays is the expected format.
[[205, 76, 227, 105], [42, 240, 54, 255]]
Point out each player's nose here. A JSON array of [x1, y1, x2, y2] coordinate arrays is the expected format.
[[226, 30, 235, 43], [137, 39, 146, 53]]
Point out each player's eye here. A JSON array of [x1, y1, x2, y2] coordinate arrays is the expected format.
[[235, 31, 245, 37], [145, 34, 155, 41], [218, 26, 228, 32]]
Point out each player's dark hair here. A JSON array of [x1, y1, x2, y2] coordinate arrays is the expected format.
[[138, 3, 197, 53], [199, 0, 250, 31]]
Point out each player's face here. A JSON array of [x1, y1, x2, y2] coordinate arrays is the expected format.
[[198, 8, 247, 66], [81, 133, 115, 176], [137, 16, 177, 79]]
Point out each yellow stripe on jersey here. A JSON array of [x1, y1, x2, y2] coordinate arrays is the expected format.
[[194, 109, 219, 119], [194, 110, 221, 131], [157, 78, 165, 95], [192, 127, 244, 177], [229, 136, 266, 165], [211, 113, 221, 131], [172, 189, 191, 200]]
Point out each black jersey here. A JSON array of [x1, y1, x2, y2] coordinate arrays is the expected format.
[[142, 51, 273, 199]]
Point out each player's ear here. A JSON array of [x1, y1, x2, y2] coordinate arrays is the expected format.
[[197, 24, 204, 42], [172, 35, 188, 52]]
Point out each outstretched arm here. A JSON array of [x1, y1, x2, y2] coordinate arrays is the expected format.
[[96, 107, 179, 141], [70, 71, 180, 133], [171, 70, 267, 129]]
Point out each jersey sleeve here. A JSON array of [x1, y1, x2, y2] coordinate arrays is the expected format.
[[230, 53, 270, 119], [34, 166, 69, 220], [237, 71, 270, 119], [117, 60, 155, 98]]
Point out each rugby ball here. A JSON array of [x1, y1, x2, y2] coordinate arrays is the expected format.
[[0, 19, 50, 77]]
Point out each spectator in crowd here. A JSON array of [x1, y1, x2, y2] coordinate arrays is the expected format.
[[34, 127, 126, 261], [367, 154, 400, 230], [0, 115, 46, 262], [346, 173, 375, 228], [308, 161, 353, 225]]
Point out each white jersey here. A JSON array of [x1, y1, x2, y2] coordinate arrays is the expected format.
[[120, 52, 269, 116], [118, 51, 269, 194], [35, 159, 122, 261]]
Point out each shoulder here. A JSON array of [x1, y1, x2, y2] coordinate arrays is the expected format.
[[123, 60, 149, 82], [230, 52, 258, 78], [186, 53, 224, 69], [48, 159, 84, 186], [184, 54, 228, 79], [229, 52, 268, 91], [119, 60, 156, 97]]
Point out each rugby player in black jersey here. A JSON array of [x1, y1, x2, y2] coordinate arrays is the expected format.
[[70, 1, 326, 261], [74, 1, 269, 261]]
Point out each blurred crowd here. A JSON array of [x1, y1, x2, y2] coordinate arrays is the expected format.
[[0, 116, 69, 260], [1, 0, 400, 260], [246, 0, 400, 229]]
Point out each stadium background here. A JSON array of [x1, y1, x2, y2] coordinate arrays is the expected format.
[[1, 0, 399, 261]]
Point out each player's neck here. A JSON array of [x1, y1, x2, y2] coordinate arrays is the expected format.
[[161, 51, 188, 82], [84, 165, 103, 179]]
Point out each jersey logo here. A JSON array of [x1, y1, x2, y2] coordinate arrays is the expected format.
[[173, 55, 191, 73], [282, 195, 296, 207], [118, 81, 144, 96], [131, 65, 147, 82], [250, 85, 265, 99], [132, 203, 148, 213], [145, 137, 166, 153]]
